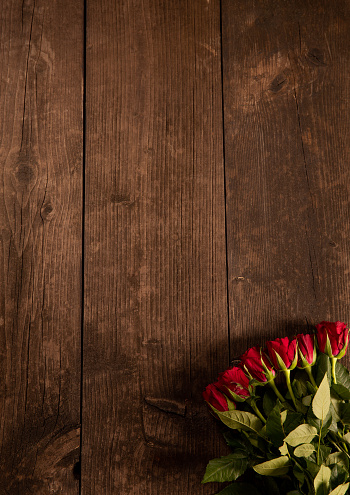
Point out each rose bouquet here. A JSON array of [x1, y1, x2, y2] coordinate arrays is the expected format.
[[202, 321, 350, 495]]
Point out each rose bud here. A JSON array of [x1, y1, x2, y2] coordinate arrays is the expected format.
[[240, 346, 275, 383], [316, 321, 349, 359], [266, 337, 298, 371], [216, 366, 250, 402], [202, 383, 235, 412], [296, 333, 317, 369]]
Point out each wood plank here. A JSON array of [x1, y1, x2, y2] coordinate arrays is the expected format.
[[83, 0, 228, 492], [0, 1, 83, 492], [222, 0, 350, 360]]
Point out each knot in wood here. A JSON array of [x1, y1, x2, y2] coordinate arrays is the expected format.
[[41, 201, 54, 220], [12, 160, 37, 189], [269, 73, 288, 93], [110, 193, 133, 205], [16, 163, 35, 183], [306, 48, 326, 66]]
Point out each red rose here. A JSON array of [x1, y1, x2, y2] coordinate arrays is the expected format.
[[240, 346, 275, 383], [316, 321, 349, 359], [296, 333, 317, 368], [202, 383, 232, 412], [216, 366, 250, 401], [266, 337, 298, 371]]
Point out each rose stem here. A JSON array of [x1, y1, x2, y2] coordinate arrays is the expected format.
[[250, 399, 266, 424], [317, 417, 323, 465], [268, 379, 286, 403], [305, 365, 318, 389], [283, 369, 297, 408], [331, 357, 337, 384]]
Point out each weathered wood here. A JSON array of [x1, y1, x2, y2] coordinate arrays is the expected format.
[[83, 0, 228, 493], [222, 0, 350, 361], [0, 0, 83, 492]]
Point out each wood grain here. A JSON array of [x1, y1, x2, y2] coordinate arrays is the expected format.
[[6, 0, 350, 492], [222, 0, 350, 362], [0, 0, 83, 492], [83, 0, 228, 493]]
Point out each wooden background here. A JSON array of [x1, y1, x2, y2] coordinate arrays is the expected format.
[[1, 0, 350, 493]]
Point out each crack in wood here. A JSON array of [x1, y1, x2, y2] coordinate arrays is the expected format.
[[144, 397, 187, 417]]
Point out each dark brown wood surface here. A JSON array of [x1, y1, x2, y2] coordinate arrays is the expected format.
[[2, 0, 350, 493], [222, 0, 350, 364], [83, 0, 228, 493], [0, 0, 83, 493]]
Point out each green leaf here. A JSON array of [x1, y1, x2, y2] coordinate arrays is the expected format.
[[293, 463, 305, 484], [332, 384, 350, 400], [302, 395, 312, 406], [330, 398, 342, 422], [279, 442, 288, 455], [202, 453, 248, 483], [284, 424, 317, 447], [293, 370, 309, 398], [330, 464, 348, 491], [306, 459, 320, 479], [316, 354, 331, 386], [326, 452, 348, 467], [312, 374, 330, 420], [263, 387, 277, 415], [223, 430, 252, 453], [335, 361, 350, 388], [216, 410, 263, 434], [307, 408, 333, 438], [309, 446, 332, 466], [216, 482, 260, 495], [253, 456, 291, 476], [284, 412, 303, 435], [339, 402, 350, 425], [266, 402, 285, 447], [319, 446, 332, 465], [314, 465, 331, 495], [307, 381, 317, 395], [343, 431, 350, 444], [329, 483, 350, 495], [293, 443, 315, 458]]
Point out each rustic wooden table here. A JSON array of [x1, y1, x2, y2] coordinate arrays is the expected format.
[[1, 0, 350, 493]]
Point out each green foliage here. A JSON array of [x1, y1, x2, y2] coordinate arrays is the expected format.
[[266, 402, 285, 448], [307, 409, 334, 438], [293, 370, 309, 398], [263, 387, 277, 416], [330, 463, 348, 490], [216, 409, 263, 434], [335, 361, 350, 388], [314, 465, 331, 494], [204, 336, 350, 494], [316, 354, 331, 386], [223, 429, 253, 454], [283, 412, 303, 435], [253, 456, 291, 476], [332, 383, 350, 400], [293, 443, 315, 458], [339, 402, 350, 425], [329, 483, 350, 495], [202, 453, 248, 483], [306, 459, 321, 478], [326, 451, 348, 470], [312, 374, 330, 421], [284, 424, 318, 447]]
